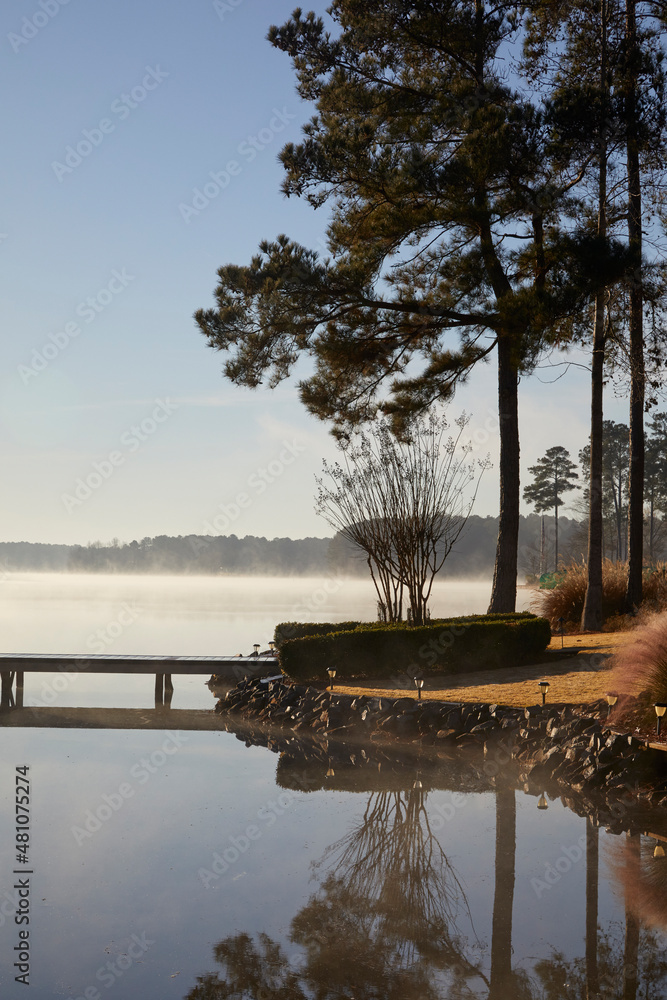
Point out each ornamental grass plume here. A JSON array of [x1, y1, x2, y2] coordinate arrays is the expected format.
[[607, 835, 667, 933], [610, 610, 667, 700], [533, 561, 667, 631]]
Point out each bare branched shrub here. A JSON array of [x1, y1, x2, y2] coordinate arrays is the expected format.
[[533, 561, 667, 630], [316, 411, 490, 625]]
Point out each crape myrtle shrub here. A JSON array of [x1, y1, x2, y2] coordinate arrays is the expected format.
[[278, 614, 551, 683]]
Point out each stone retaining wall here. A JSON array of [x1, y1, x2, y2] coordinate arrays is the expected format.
[[214, 675, 667, 829]]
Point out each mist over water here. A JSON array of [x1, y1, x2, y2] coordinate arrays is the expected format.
[[0, 573, 532, 709], [0, 573, 533, 655]]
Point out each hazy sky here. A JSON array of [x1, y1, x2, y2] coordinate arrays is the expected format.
[[1, 0, 633, 545]]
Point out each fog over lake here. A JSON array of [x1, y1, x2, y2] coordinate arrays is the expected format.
[[0, 573, 532, 710], [0, 573, 536, 654]]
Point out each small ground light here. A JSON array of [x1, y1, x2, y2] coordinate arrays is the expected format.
[[605, 692, 618, 718], [654, 703, 667, 737], [269, 641, 276, 652], [414, 677, 424, 701], [327, 667, 336, 691], [537, 793, 548, 810], [655, 843, 666, 858], [413, 777, 423, 790], [326, 762, 335, 778], [253, 644, 260, 656], [539, 680, 550, 705]]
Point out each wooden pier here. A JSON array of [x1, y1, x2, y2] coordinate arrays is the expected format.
[[0, 653, 278, 710]]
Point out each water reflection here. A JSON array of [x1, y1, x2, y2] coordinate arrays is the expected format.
[[6, 702, 667, 997], [187, 732, 667, 1000], [187, 780, 531, 998], [187, 781, 487, 999], [489, 787, 523, 999]]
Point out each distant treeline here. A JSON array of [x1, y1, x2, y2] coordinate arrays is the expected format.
[[0, 515, 592, 577]]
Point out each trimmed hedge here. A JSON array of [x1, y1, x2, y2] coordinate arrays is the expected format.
[[353, 611, 538, 632], [278, 614, 552, 683], [275, 612, 535, 646], [274, 621, 361, 647]]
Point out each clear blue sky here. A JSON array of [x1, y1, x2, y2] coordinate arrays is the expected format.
[[0, 0, 631, 545]]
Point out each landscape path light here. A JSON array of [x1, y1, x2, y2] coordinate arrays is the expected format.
[[414, 677, 424, 701], [327, 667, 336, 691], [605, 692, 618, 719], [253, 643, 260, 657], [643, 830, 666, 857], [539, 680, 550, 706], [537, 792, 549, 811], [269, 641, 276, 652], [654, 703, 667, 737]]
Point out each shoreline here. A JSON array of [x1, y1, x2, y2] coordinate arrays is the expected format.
[[214, 674, 667, 839], [213, 627, 667, 830]]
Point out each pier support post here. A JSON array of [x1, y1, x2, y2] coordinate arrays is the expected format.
[[155, 673, 164, 707], [1, 671, 15, 710], [15, 672, 24, 709], [164, 674, 173, 708]]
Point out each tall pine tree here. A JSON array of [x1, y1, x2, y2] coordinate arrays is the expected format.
[[524, 0, 666, 623], [523, 446, 579, 571], [196, 1, 617, 613]]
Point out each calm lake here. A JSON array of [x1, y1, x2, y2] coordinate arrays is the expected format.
[[1, 574, 665, 998]]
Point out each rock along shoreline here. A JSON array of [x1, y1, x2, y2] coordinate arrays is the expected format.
[[214, 674, 667, 832]]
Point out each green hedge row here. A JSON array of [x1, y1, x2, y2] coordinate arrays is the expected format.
[[278, 614, 552, 683], [274, 621, 361, 647], [274, 612, 534, 647]]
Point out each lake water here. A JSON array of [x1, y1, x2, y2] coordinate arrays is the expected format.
[[1, 574, 664, 998], [0, 574, 532, 710]]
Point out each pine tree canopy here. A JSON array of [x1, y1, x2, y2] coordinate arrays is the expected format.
[[194, 1, 628, 438], [645, 411, 667, 513], [523, 445, 579, 513]]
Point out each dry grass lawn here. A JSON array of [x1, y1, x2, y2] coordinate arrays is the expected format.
[[335, 632, 632, 707]]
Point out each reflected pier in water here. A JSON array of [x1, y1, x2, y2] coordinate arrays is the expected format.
[[0, 706, 236, 730]]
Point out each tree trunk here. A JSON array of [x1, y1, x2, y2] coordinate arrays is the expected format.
[[554, 500, 559, 573], [650, 498, 655, 564], [582, 0, 608, 632], [623, 832, 641, 1000], [489, 785, 516, 998], [586, 819, 599, 999], [582, 299, 606, 630], [624, 0, 644, 613], [488, 335, 519, 612]]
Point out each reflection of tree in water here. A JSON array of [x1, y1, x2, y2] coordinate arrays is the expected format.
[[534, 831, 667, 1000], [185, 784, 491, 1000], [186, 932, 307, 1000], [185, 767, 667, 1000], [304, 786, 476, 970], [533, 924, 667, 1000]]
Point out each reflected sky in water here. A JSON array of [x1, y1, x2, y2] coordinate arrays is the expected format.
[[1, 719, 667, 999], [2, 575, 662, 998]]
